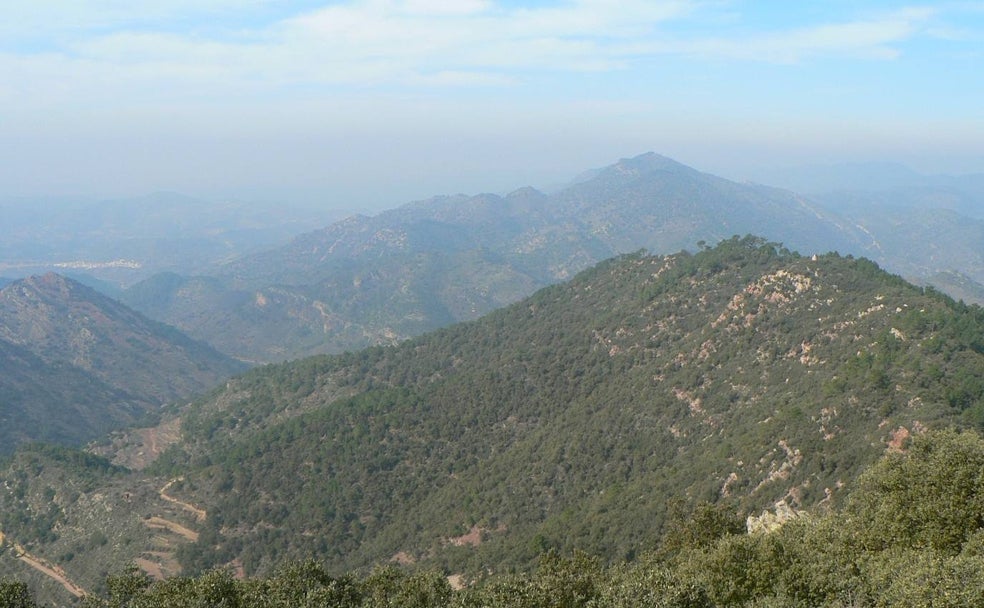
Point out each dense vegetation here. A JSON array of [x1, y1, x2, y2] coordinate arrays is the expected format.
[[150, 237, 984, 577], [4, 429, 984, 607], [3, 237, 983, 605]]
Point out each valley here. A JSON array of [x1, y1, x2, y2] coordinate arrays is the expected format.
[[0, 193, 342, 287]]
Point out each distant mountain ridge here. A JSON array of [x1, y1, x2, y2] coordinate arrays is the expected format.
[[0, 273, 246, 452], [225, 153, 855, 284], [122, 153, 866, 362]]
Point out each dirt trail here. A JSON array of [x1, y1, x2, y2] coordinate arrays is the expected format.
[[0, 532, 86, 598], [134, 557, 164, 580], [159, 478, 207, 522], [129, 477, 206, 581], [144, 517, 199, 542], [17, 551, 87, 598]]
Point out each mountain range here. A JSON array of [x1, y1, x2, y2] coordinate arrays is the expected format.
[[117, 153, 984, 363], [0, 273, 245, 452], [3, 238, 982, 604]]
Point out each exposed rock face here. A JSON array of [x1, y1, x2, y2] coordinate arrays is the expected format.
[[747, 500, 807, 534]]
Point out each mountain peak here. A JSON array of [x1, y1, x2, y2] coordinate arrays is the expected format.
[[23, 271, 74, 290], [506, 185, 546, 200], [620, 151, 694, 170], [9, 273, 111, 309]]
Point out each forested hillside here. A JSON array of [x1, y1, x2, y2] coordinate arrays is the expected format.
[[5, 429, 983, 607], [160, 237, 984, 578], [5, 237, 981, 606]]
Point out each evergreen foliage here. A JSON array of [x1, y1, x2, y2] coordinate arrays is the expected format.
[[156, 237, 984, 577], [6, 428, 984, 606], [4, 238, 984, 604]]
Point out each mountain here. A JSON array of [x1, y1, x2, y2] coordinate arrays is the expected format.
[[6, 238, 982, 603], [0, 273, 246, 452], [122, 153, 862, 362]]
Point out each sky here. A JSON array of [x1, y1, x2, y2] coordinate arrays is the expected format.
[[1, 1, 982, 210]]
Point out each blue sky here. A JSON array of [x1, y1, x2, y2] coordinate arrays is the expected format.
[[1, 1, 982, 209]]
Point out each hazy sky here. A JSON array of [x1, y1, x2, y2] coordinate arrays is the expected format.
[[2, 1, 982, 210]]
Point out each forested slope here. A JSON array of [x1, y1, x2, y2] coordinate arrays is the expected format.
[[6, 429, 984, 607], [156, 237, 984, 576], [2, 237, 983, 605]]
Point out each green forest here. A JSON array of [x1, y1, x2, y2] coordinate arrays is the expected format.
[[2, 237, 984, 605], [3, 429, 983, 607], [157, 238, 984, 577]]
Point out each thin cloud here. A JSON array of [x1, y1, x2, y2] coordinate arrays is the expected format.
[[656, 7, 936, 63], [0, 1, 970, 107], [0, 0, 692, 108], [1, 1, 272, 41], [399, 0, 493, 16], [409, 70, 518, 87]]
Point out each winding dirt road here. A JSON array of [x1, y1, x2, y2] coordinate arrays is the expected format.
[[144, 517, 199, 542], [0, 532, 86, 598], [159, 478, 207, 522], [0, 478, 208, 596]]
